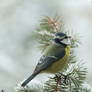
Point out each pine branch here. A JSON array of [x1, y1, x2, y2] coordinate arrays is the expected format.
[[36, 15, 90, 92], [34, 15, 65, 52]]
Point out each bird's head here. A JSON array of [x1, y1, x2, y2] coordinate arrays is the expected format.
[[54, 32, 71, 45]]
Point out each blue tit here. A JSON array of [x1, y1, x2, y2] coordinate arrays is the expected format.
[[21, 32, 71, 87]]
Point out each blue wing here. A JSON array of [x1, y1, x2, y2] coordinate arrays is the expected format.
[[34, 46, 65, 73]]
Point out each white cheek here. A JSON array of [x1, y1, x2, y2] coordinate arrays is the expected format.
[[61, 39, 70, 44]]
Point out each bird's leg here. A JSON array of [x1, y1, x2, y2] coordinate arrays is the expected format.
[[60, 73, 72, 85], [54, 73, 71, 92]]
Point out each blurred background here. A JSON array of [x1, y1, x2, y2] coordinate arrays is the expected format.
[[0, 0, 92, 92]]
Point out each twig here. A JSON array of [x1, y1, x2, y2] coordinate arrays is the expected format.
[[55, 76, 61, 92], [47, 17, 58, 32]]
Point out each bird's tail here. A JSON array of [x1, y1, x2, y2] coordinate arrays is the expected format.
[[21, 71, 40, 87]]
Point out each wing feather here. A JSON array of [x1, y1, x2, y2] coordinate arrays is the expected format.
[[34, 44, 65, 73]]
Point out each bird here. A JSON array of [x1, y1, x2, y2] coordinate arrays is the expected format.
[[21, 32, 71, 87]]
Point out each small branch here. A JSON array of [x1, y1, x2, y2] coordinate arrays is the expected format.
[[47, 16, 59, 32], [55, 80, 59, 92], [55, 75, 61, 92]]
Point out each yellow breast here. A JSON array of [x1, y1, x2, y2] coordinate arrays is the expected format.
[[44, 45, 70, 73]]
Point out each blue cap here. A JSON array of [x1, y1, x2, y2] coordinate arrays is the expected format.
[[55, 32, 66, 37]]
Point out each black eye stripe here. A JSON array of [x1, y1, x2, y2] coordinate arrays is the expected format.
[[65, 36, 68, 39], [61, 36, 67, 39]]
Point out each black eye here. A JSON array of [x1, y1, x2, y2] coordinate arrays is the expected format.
[[65, 36, 68, 39]]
